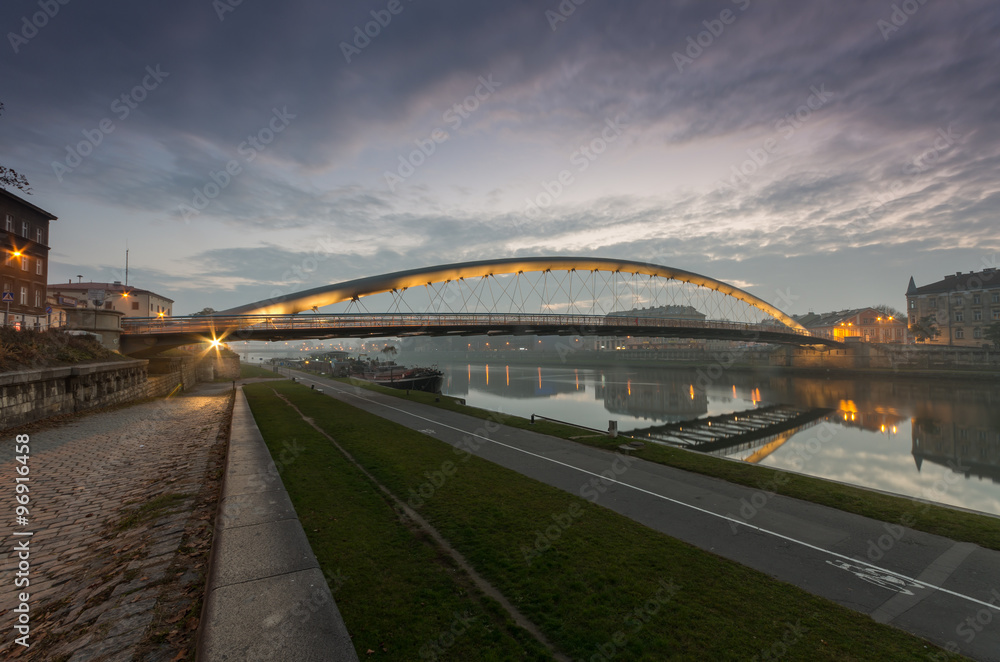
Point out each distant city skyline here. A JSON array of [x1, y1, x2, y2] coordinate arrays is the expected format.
[[1, 0, 997, 315]]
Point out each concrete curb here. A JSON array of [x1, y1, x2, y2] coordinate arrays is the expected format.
[[197, 388, 359, 661]]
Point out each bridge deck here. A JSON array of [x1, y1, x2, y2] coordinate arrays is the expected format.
[[120, 313, 843, 355]]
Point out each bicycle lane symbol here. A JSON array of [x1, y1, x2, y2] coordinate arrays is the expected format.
[[826, 559, 925, 595]]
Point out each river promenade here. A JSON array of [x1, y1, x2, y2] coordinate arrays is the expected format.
[[284, 367, 1000, 661], [0, 383, 232, 662]]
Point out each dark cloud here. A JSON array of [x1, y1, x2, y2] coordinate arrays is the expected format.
[[3, 0, 997, 315]]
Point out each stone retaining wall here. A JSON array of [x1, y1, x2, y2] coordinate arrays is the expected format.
[[0, 360, 149, 429], [0, 354, 241, 430], [770, 343, 1000, 371]]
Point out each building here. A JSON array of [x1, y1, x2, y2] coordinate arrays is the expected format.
[[47, 281, 174, 319], [906, 269, 1000, 347], [603, 305, 708, 350], [45, 292, 76, 328], [1, 188, 58, 329], [795, 308, 908, 343]]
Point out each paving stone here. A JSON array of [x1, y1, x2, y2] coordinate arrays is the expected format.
[[75, 600, 116, 625], [95, 597, 158, 626], [111, 575, 159, 598], [106, 609, 155, 638], [45, 635, 93, 660], [102, 649, 140, 662], [67, 629, 144, 662], [0, 391, 231, 662], [146, 538, 182, 559]]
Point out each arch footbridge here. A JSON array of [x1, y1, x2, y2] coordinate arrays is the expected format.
[[120, 257, 843, 355]]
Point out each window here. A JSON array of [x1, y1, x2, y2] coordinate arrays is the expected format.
[[19, 286, 27, 305], [131, 301, 139, 310], [954, 311, 964, 322], [4, 252, 12, 267], [994, 309, 1000, 320], [974, 328, 982, 339], [21, 256, 29, 271], [34, 290, 41, 308], [953, 297, 963, 307], [21, 222, 28, 237], [994, 293, 1000, 304], [973, 294, 981, 304], [104, 302, 113, 310], [4, 215, 12, 232], [909, 300, 916, 309], [929, 298, 937, 309], [956, 328, 965, 339], [974, 310, 982, 321]]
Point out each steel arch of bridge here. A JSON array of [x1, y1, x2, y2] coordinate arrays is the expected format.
[[219, 256, 807, 333]]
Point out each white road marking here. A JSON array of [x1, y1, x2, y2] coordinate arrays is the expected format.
[[289, 370, 1000, 613]]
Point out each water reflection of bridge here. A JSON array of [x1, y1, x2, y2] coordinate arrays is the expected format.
[[629, 405, 834, 461]]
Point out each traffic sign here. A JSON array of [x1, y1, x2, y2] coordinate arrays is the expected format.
[[46, 306, 53, 314], [1, 291, 13, 303]]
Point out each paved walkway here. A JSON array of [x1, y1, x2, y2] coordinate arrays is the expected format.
[[287, 368, 1000, 662], [1, 383, 233, 661]]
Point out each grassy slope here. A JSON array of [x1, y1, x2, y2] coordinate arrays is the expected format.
[[238, 363, 281, 379], [244, 383, 551, 660], [0, 327, 128, 372], [246, 381, 963, 661]]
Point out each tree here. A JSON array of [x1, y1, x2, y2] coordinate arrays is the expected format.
[[192, 307, 218, 316], [909, 315, 940, 342], [0, 102, 31, 194], [381, 344, 397, 360], [985, 322, 1000, 349], [873, 304, 903, 319]]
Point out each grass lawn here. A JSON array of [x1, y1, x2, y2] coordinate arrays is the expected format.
[[245, 380, 963, 660], [243, 382, 551, 661], [331, 375, 1000, 553], [238, 363, 282, 379]]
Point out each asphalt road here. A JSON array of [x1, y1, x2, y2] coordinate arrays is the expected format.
[[284, 369, 1000, 661]]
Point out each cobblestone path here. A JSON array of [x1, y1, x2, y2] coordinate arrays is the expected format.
[[1, 384, 234, 662]]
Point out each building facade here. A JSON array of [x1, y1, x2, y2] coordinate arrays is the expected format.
[[603, 305, 708, 350], [795, 307, 908, 343], [47, 281, 174, 319], [906, 269, 1000, 347], [1, 189, 57, 329]]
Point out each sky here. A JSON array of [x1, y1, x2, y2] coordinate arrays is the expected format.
[[1, 0, 998, 316]]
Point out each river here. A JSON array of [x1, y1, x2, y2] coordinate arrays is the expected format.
[[436, 361, 1000, 517]]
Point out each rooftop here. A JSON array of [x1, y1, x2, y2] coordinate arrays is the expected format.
[[0, 188, 58, 220], [48, 281, 174, 303], [907, 268, 1000, 296], [794, 308, 903, 329]]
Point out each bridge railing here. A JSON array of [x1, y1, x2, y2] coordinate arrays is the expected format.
[[121, 313, 817, 339]]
